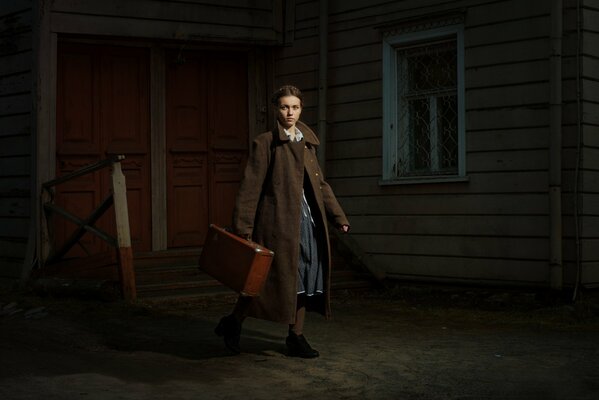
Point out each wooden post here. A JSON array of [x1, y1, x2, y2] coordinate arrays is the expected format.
[[39, 189, 53, 267], [111, 157, 137, 301]]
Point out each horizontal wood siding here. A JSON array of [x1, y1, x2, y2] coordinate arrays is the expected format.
[[275, 0, 557, 285], [576, 1, 599, 286], [49, 0, 278, 44], [0, 1, 32, 278]]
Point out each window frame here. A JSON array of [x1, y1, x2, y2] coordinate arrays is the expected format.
[[381, 24, 466, 184]]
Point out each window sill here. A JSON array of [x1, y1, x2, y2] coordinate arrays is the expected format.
[[379, 175, 469, 186]]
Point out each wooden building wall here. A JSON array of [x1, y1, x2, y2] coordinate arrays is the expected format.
[[49, 0, 281, 44], [275, 0, 567, 286], [0, 0, 33, 279], [2, 0, 591, 288]]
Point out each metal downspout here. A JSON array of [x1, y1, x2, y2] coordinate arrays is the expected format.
[[317, 0, 328, 172], [549, 0, 563, 290]]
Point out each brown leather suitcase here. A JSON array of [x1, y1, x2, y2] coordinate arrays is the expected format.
[[198, 224, 274, 296]]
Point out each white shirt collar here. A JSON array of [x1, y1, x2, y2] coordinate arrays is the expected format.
[[284, 127, 304, 142]]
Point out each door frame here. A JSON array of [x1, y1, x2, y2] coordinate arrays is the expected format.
[[38, 35, 271, 256]]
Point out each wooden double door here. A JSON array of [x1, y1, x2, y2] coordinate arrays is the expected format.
[[56, 43, 248, 256]]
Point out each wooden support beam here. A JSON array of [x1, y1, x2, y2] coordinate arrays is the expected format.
[[42, 155, 124, 189], [43, 203, 117, 247], [111, 161, 136, 301], [40, 188, 53, 267], [45, 194, 115, 264], [40, 155, 137, 301]]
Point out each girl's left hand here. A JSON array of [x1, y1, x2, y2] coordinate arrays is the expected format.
[[340, 224, 350, 233]]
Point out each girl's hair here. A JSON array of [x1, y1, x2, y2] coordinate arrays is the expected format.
[[271, 85, 303, 106]]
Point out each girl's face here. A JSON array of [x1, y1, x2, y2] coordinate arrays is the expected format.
[[277, 95, 302, 129]]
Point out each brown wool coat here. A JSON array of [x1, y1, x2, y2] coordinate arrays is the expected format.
[[232, 120, 349, 324]]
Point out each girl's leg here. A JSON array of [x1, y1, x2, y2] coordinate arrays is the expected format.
[[215, 295, 251, 354], [289, 294, 306, 335], [287, 294, 319, 358], [232, 295, 252, 323]]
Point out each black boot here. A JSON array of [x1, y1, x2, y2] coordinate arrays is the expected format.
[[286, 331, 319, 358], [215, 315, 242, 354]]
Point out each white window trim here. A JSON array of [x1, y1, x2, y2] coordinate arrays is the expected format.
[[381, 24, 466, 184]]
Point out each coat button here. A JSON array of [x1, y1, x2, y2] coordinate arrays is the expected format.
[[315, 173, 319, 176]]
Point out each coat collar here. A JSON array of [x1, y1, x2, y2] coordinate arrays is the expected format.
[[275, 120, 320, 146]]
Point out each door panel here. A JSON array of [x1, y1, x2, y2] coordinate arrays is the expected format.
[[101, 49, 150, 153], [209, 55, 249, 150], [56, 44, 104, 257], [169, 154, 210, 247], [56, 43, 151, 257], [211, 151, 246, 228], [166, 51, 248, 248], [57, 51, 98, 155], [99, 47, 151, 251], [166, 55, 209, 247], [208, 54, 248, 230]]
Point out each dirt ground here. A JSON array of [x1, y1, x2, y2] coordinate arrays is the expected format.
[[1, 285, 599, 400]]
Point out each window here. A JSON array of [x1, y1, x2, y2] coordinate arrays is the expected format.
[[382, 24, 465, 182]]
